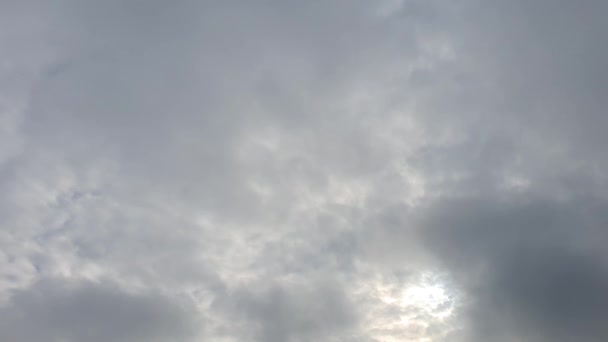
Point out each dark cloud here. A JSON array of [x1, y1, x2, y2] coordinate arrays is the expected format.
[[0, 278, 199, 342], [413, 194, 608, 342]]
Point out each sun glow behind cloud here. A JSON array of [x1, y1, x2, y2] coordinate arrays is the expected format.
[[402, 284, 452, 317], [371, 272, 459, 341]]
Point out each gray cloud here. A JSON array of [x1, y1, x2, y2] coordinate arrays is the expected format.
[[415, 195, 608, 342], [2, 0, 608, 341], [214, 278, 358, 342], [0, 278, 199, 342]]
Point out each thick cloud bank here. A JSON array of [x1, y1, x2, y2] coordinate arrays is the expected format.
[[1, 0, 607, 341]]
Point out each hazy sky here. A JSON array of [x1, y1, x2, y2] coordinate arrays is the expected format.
[[1, 1, 608, 341]]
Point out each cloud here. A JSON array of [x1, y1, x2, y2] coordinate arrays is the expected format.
[[0, 278, 199, 342], [415, 195, 608, 342], [214, 278, 358, 342], [2, 0, 608, 341]]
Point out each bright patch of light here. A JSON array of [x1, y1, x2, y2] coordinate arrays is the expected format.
[[402, 285, 449, 314], [367, 271, 460, 342]]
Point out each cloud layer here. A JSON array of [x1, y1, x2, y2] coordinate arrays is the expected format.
[[1, 0, 608, 341]]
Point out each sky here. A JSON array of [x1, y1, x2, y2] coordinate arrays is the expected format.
[[1, 0, 608, 341]]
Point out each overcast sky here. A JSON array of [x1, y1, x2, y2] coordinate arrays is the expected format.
[[1, 1, 608, 341]]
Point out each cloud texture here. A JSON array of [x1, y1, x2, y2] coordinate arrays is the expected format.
[[1, 0, 608, 341]]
